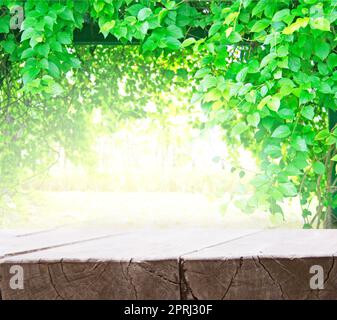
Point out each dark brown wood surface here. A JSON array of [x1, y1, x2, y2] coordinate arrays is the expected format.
[[1, 228, 336, 300]]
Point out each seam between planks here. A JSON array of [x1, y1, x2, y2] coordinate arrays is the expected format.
[[0, 231, 132, 260], [179, 229, 265, 258], [177, 229, 266, 300], [14, 225, 69, 238]]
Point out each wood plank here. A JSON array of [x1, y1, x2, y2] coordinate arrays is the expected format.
[[4, 229, 336, 300], [182, 230, 337, 300], [0, 227, 129, 259], [2, 229, 258, 262], [0, 232, 16, 258], [0, 229, 256, 300]]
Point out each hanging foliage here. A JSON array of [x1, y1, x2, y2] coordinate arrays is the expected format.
[[0, 0, 337, 227]]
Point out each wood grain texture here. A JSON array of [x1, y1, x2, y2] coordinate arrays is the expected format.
[[1, 229, 337, 300], [0, 229, 255, 299], [181, 230, 337, 300], [0, 227, 129, 259]]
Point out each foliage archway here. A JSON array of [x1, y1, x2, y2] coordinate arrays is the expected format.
[[1, 0, 337, 228]]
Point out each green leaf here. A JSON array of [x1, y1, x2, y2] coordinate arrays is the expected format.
[[331, 155, 337, 161], [21, 48, 33, 59], [274, 70, 282, 79], [30, 35, 44, 48], [279, 182, 297, 197], [48, 61, 60, 78], [209, 22, 222, 37], [224, 12, 239, 25], [44, 16, 55, 30], [139, 21, 149, 36], [127, 4, 144, 16], [277, 45, 289, 57], [164, 36, 181, 50], [142, 38, 156, 52], [260, 53, 277, 69], [70, 57, 81, 68], [204, 88, 222, 102], [200, 75, 217, 90], [285, 164, 301, 176], [247, 112, 260, 127], [293, 152, 308, 169], [272, 9, 290, 22], [22, 68, 40, 85], [278, 108, 295, 120], [114, 25, 128, 39], [236, 67, 248, 82], [260, 85, 268, 97], [231, 122, 248, 136], [195, 68, 210, 79], [310, 17, 330, 32], [318, 82, 332, 94], [36, 43, 50, 57], [0, 16, 10, 33], [164, 1, 176, 10], [271, 125, 291, 139], [93, 1, 105, 13], [35, 1, 49, 14], [326, 135, 337, 145], [251, 19, 270, 33], [288, 56, 301, 72], [100, 21, 116, 37], [2, 39, 16, 54], [318, 62, 329, 75], [50, 40, 62, 52], [181, 38, 196, 48], [57, 32, 72, 44], [40, 58, 49, 70], [315, 129, 329, 140], [299, 91, 314, 105], [228, 31, 242, 43], [300, 106, 314, 120], [245, 90, 256, 103], [314, 42, 330, 60], [257, 95, 271, 110], [302, 209, 312, 218], [264, 145, 282, 158], [313, 161, 325, 175], [59, 7, 74, 21], [291, 136, 307, 152], [21, 27, 35, 42], [167, 25, 183, 39], [327, 53, 337, 69], [137, 8, 152, 21], [267, 96, 280, 112], [282, 17, 309, 35], [49, 82, 64, 96]]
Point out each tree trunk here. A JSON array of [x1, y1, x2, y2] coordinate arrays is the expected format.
[[325, 206, 337, 228]]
